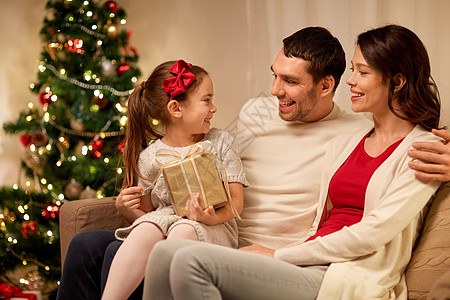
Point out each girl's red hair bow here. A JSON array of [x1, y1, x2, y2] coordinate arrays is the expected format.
[[162, 60, 196, 100]]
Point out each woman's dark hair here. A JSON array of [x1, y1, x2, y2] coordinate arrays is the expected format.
[[122, 61, 208, 188], [357, 24, 440, 131], [283, 27, 346, 93]]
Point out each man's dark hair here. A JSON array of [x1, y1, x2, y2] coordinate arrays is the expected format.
[[283, 27, 346, 93]]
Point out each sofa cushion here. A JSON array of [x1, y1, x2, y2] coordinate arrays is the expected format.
[[406, 181, 450, 299]]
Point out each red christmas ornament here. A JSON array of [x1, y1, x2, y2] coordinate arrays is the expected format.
[[65, 39, 83, 54], [20, 134, 32, 147], [117, 62, 130, 76], [21, 221, 39, 239], [118, 139, 126, 153], [42, 205, 60, 219], [39, 91, 52, 105], [91, 139, 103, 158], [105, 1, 118, 13], [122, 30, 137, 56]]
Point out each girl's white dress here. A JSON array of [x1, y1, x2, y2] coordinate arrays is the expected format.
[[115, 128, 248, 248]]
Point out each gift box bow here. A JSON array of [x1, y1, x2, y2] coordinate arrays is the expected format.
[[151, 141, 240, 218], [0, 284, 37, 300]]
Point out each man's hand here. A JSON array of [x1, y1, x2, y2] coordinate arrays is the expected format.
[[239, 244, 275, 258], [408, 128, 450, 182]]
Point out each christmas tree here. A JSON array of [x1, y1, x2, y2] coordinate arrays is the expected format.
[[0, 0, 140, 296]]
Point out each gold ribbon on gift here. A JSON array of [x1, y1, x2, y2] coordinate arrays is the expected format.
[[150, 141, 241, 219]]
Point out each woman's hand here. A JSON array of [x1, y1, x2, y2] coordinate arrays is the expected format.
[[185, 193, 217, 225], [408, 128, 450, 182]]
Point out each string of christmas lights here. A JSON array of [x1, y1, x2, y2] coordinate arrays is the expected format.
[[47, 116, 124, 138], [63, 22, 106, 38], [45, 64, 133, 96]]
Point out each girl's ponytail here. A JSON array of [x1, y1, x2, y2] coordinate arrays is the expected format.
[[122, 83, 162, 188]]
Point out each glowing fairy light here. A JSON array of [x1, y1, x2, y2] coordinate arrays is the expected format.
[[120, 116, 127, 126], [38, 63, 46, 72], [115, 103, 123, 112]]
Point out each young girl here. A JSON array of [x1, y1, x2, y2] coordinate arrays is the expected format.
[[101, 60, 248, 300]]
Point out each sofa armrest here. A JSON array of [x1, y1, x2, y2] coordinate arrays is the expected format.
[[406, 181, 450, 299], [59, 197, 129, 267]]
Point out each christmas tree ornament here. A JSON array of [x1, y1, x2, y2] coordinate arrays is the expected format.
[[118, 139, 125, 153], [20, 221, 39, 239], [80, 186, 96, 199], [42, 205, 60, 219], [64, 179, 83, 199], [65, 38, 84, 54], [24, 148, 47, 170], [105, 1, 118, 13], [38, 91, 52, 105], [30, 131, 48, 147], [69, 117, 86, 132], [90, 139, 103, 158], [92, 95, 108, 109], [20, 134, 32, 147], [20, 266, 46, 291], [117, 62, 130, 76], [101, 57, 115, 77], [106, 23, 117, 38], [121, 30, 137, 57]]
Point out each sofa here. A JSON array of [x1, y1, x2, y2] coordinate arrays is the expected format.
[[59, 181, 450, 299]]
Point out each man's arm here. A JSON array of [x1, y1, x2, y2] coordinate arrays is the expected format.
[[408, 128, 450, 182]]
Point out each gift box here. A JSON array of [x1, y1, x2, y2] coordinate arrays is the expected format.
[[162, 151, 229, 217], [0, 284, 42, 300]]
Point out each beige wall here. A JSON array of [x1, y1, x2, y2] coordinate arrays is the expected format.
[[1, 0, 449, 186]]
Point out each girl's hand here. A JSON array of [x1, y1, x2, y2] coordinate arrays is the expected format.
[[115, 186, 143, 212], [239, 244, 275, 258], [185, 193, 217, 225]]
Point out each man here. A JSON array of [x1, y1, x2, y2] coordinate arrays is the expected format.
[[57, 27, 450, 300]]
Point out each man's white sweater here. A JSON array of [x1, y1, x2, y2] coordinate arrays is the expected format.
[[235, 97, 369, 249]]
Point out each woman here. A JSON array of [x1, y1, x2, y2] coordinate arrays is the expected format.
[[143, 25, 443, 300]]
